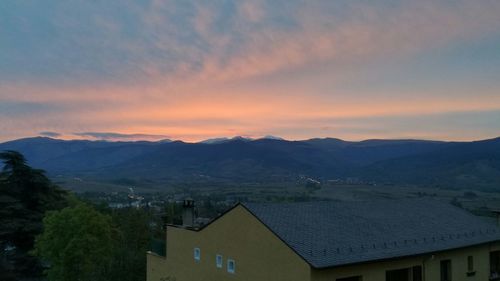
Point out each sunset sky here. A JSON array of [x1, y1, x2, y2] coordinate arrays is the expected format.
[[1, 0, 499, 142]]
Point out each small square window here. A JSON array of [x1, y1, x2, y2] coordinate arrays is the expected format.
[[216, 254, 223, 268], [227, 259, 235, 274], [194, 248, 200, 261]]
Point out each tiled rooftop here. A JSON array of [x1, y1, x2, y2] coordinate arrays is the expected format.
[[243, 199, 500, 268]]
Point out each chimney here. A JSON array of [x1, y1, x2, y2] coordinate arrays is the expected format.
[[182, 198, 195, 227]]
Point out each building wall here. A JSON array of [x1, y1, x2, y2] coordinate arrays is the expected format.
[[146, 205, 311, 281], [147, 253, 168, 281], [312, 242, 500, 281], [312, 255, 423, 281], [147, 204, 500, 281]]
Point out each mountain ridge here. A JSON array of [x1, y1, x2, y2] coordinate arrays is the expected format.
[[1, 136, 499, 190]]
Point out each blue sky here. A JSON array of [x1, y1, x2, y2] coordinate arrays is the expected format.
[[0, 0, 499, 142]]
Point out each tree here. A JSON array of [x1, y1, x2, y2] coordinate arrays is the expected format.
[[0, 150, 66, 210], [0, 150, 67, 280], [34, 203, 116, 281], [109, 208, 151, 281]]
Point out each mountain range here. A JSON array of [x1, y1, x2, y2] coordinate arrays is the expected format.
[[1, 136, 499, 191]]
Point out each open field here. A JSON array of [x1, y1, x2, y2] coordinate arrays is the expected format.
[[63, 175, 500, 219], [315, 183, 500, 216]]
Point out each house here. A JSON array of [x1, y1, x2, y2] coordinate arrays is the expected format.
[[147, 199, 500, 281]]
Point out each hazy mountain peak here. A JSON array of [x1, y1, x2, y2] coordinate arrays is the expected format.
[[260, 135, 284, 140], [231, 136, 253, 141], [199, 137, 230, 144], [200, 136, 259, 144]]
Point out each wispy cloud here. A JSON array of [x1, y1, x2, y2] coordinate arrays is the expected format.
[[39, 131, 61, 138], [72, 132, 170, 141], [134, 0, 500, 84], [3, 0, 499, 85]]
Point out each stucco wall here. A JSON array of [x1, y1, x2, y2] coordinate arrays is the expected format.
[[147, 205, 311, 281], [312, 242, 500, 281], [147, 205, 500, 281], [312, 255, 424, 281], [147, 253, 168, 281]]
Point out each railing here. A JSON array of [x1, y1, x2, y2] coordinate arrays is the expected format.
[[150, 238, 166, 257], [490, 272, 500, 281]]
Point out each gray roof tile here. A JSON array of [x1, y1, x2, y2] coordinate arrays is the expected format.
[[242, 199, 500, 268]]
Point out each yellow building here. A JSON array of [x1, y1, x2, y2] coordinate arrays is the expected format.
[[147, 199, 500, 281]]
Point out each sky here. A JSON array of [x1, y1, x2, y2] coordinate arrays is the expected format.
[[1, 0, 500, 142]]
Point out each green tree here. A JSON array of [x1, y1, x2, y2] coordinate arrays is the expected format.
[[34, 203, 116, 281], [0, 150, 67, 280], [109, 208, 151, 281]]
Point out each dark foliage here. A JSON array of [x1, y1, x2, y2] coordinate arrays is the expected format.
[[108, 207, 151, 281], [0, 150, 67, 280]]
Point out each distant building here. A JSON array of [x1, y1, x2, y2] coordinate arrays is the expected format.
[[147, 199, 500, 281]]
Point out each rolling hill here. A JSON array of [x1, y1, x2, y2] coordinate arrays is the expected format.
[[0, 136, 499, 190]]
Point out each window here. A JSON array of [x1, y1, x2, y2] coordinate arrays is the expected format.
[[386, 268, 410, 281], [440, 260, 452, 281], [467, 256, 474, 272], [490, 251, 500, 278], [194, 248, 200, 261], [466, 256, 475, 276], [216, 254, 223, 268], [412, 266, 422, 281], [227, 259, 235, 274], [385, 267, 421, 281], [336, 276, 362, 281]]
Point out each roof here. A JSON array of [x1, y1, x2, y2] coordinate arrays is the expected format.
[[242, 199, 500, 268]]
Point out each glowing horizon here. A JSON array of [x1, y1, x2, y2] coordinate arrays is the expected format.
[[1, 0, 499, 142]]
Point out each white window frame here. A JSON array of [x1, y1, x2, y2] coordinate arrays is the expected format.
[[194, 247, 201, 262], [216, 254, 223, 268], [227, 258, 235, 274]]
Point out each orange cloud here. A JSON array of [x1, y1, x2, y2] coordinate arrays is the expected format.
[[2, 78, 499, 142]]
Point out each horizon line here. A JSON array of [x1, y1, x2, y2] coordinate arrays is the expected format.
[[2, 135, 499, 145]]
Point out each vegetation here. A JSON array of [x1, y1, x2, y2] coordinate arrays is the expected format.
[[108, 208, 152, 281], [1, 151, 156, 281], [0, 150, 67, 280], [34, 203, 116, 281], [34, 201, 155, 281]]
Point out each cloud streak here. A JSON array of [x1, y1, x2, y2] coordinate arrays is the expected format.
[[3, 0, 499, 85], [72, 132, 170, 141], [39, 131, 61, 138]]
